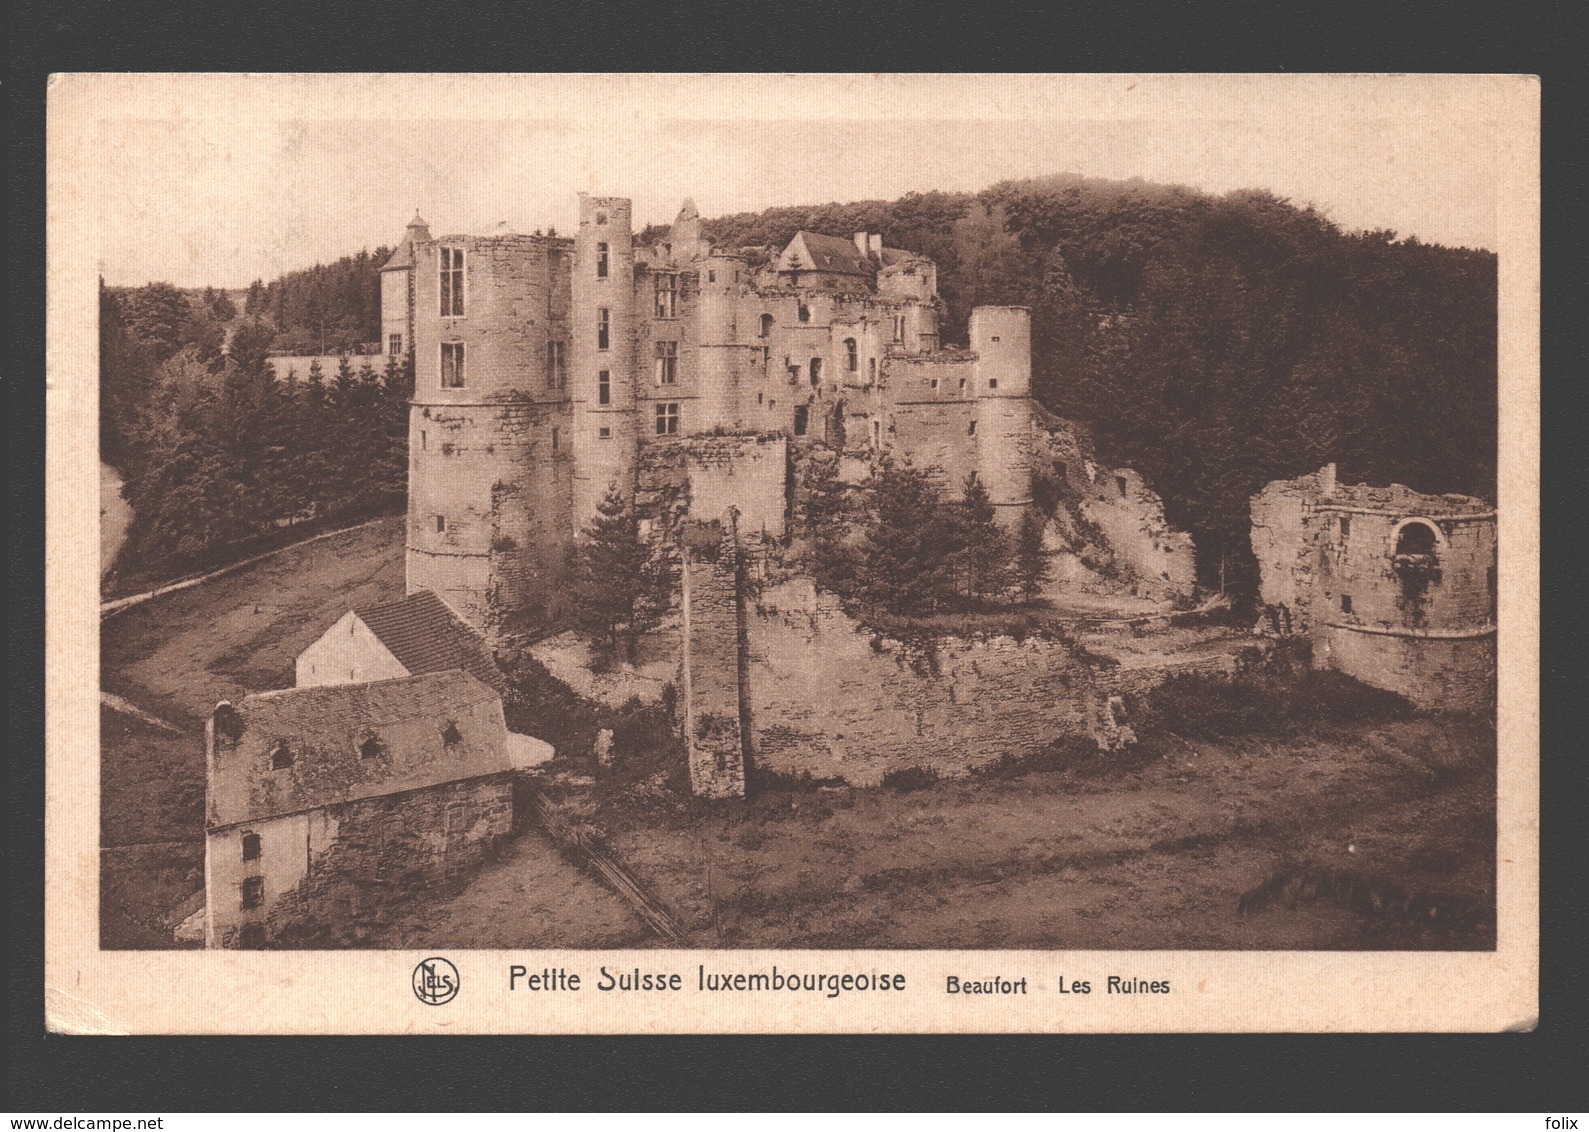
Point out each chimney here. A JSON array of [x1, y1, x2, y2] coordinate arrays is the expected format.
[[853, 232, 870, 258], [1320, 462, 1337, 499], [869, 233, 883, 258]]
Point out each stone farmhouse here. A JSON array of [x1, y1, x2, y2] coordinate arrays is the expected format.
[[383, 195, 1039, 641], [203, 670, 515, 949], [1250, 463, 1497, 711]]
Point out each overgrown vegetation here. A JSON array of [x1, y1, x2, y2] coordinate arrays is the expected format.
[[100, 277, 410, 582]]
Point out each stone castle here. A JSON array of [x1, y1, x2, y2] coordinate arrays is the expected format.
[[380, 195, 1036, 640]]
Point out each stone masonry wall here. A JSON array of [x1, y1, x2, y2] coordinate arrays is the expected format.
[[209, 774, 513, 948], [679, 521, 748, 798]]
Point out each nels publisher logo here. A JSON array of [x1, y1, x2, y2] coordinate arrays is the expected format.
[[412, 957, 460, 1005]]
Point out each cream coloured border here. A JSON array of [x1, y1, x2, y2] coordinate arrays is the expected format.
[[45, 73, 1539, 1034]]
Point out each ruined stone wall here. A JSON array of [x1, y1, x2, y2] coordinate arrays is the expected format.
[[206, 775, 512, 948], [1078, 467, 1198, 603], [1320, 625, 1495, 713], [679, 524, 747, 798], [1249, 475, 1320, 628], [743, 579, 1106, 786]]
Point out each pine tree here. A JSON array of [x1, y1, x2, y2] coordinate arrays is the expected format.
[[568, 486, 671, 665], [856, 460, 955, 615], [1015, 508, 1050, 599], [952, 474, 1011, 604]]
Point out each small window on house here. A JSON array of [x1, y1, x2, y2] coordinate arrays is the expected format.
[[654, 273, 678, 319], [547, 340, 567, 388], [655, 402, 680, 435], [988, 378, 998, 390], [655, 341, 678, 385], [241, 832, 261, 861], [868, 357, 876, 382], [809, 358, 823, 386], [1116, 476, 1128, 498], [389, 333, 402, 356], [968, 420, 977, 436], [360, 735, 383, 760], [798, 301, 810, 323], [435, 514, 446, 533], [598, 370, 611, 405], [598, 426, 612, 439], [439, 247, 465, 317], [1340, 594, 1353, 615], [596, 242, 609, 278], [552, 427, 560, 451], [760, 314, 774, 338], [440, 342, 465, 388], [793, 406, 809, 436], [270, 741, 292, 770], [441, 721, 462, 748], [240, 877, 264, 911], [598, 308, 610, 351], [930, 378, 940, 391], [845, 339, 858, 372]]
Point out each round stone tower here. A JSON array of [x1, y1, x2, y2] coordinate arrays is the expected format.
[[971, 305, 1035, 525], [694, 253, 744, 430], [571, 194, 638, 526], [407, 230, 573, 638]]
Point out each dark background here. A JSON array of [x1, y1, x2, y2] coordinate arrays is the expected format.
[[9, 0, 1586, 1112]]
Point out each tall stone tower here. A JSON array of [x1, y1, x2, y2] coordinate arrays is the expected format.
[[571, 195, 639, 527], [971, 306, 1035, 526], [406, 229, 574, 639]]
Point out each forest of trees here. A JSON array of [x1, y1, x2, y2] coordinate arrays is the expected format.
[[241, 247, 392, 355], [100, 279, 409, 581], [691, 177, 1497, 597]]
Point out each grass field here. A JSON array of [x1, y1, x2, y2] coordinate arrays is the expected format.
[[99, 514, 1495, 951]]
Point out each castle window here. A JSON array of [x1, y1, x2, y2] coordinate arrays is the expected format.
[[596, 242, 609, 278], [270, 741, 293, 770], [241, 876, 264, 911], [598, 426, 612, 439], [655, 341, 678, 385], [596, 211, 607, 226], [1339, 515, 1351, 540], [420, 431, 427, 450], [959, 377, 967, 394], [845, 339, 858, 372], [757, 392, 763, 405], [892, 314, 905, 342], [440, 342, 465, 388], [389, 333, 402, 356], [798, 301, 811, 323], [968, 419, 977, 436], [439, 247, 464, 317], [598, 370, 611, 405], [241, 832, 261, 861], [598, 308, 610, 351], [872, 420, 881, 446], [1116, 476, 1128, 498], [435, 514, 446, 533], [656, 402, 680, 436], [1340, 594, 1353, 615], [930, 378, 939, 391], [654, 273, 678, 319], [547, 340, 566, 388], [760, 314, 774, 338], [552, 427, 560, 451], [869, 358, 877, 382], [360, 735, 383, 760], [988, 379, 998, 390], [793, 405, 809, 436], [708, 270, 716, 283], [809, 358, 823, 386]]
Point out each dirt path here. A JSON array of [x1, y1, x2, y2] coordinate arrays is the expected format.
[[100, 462, 133, 579]]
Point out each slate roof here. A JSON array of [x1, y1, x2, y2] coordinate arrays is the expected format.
[[354, 590, 507, 693], [381, 212, 430, 271], [209, 670, 509, 828], [786, 231, 876, 276]]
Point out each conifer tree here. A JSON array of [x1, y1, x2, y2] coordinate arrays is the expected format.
[[856, 460, 955, 615], [1015, 508, 1050, 599], [568, 486, 672, 665], [954, 474, 1011, 603]]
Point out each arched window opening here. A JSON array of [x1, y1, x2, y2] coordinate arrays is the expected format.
[[241, 832, 262, 861], [1392, 520, 1442, 603], [760, 314, 775, 338], [1395, 521, 1438, 558]]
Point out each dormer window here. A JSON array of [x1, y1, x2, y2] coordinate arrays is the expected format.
[[441, 721, 462, 748], [360, 735, 383, 760], [270, 741, 293, 770]]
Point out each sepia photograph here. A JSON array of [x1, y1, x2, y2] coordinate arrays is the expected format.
[[47, 73, 1538, 1033]]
